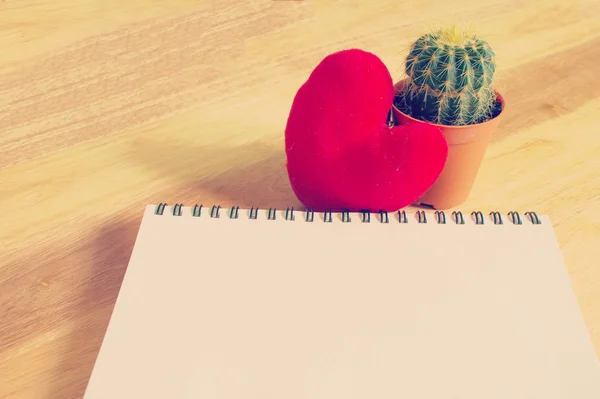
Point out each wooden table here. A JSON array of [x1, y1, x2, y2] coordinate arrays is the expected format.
[[1, 1, 599, 398]]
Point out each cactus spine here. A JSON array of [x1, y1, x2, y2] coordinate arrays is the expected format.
[[397, 27, 498, 126]]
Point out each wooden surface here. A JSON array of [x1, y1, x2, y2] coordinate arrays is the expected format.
[[1, 1, 599, 398]]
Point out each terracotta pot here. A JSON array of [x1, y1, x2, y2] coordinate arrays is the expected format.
[[391, 79, 505, 210]]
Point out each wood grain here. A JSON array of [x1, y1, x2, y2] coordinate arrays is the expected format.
[[1, 1, 599, 398]]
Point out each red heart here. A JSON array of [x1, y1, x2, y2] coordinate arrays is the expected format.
[[284, 49, 448, 212]]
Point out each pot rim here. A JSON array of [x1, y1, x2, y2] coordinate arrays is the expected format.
[[392, 78, 505, 129]]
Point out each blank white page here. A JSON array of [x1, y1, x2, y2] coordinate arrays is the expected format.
[[83, 205, 600, 399]]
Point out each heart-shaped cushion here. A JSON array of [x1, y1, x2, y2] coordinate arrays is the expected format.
[[284, 49, 448, 212]]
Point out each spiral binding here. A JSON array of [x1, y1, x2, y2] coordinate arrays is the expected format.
[[154, 203, 543, 225]]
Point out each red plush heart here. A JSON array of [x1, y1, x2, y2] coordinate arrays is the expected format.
[[284, 49, 448, 212]]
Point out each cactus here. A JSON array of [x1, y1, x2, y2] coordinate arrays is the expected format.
[[395, 27, 501, 126]]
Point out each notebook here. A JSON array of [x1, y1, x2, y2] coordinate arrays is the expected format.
[[83, 203, 600, 399]]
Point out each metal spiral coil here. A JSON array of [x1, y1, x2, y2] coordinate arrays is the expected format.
[[435, 211, 446, 224], [305, 209, 314, 222], [525, 211, 541, 224], [508, 211, 522, 225], [379, 210, 389, 224], [210, 205, 221, 218], [452, 211, 465, 224], [489, 211, 503, 225], [153, 204, 541, 225], [192, 204, 203, 217], [398, 210, 408, 223], [361, 210, 370, 223], [249, 207, 259, 219], [341, 210, 351, 223], [173, 203, 183, 216], [285, 207, 295, 221], [471, 211, 485, 225], [155, 203, 167, 215]]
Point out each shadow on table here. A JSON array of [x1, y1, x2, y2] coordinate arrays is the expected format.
[[131, 136, 301, 210], [44, 217, 139, 399]]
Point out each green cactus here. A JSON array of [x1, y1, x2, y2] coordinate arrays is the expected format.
[[394, 27, 501, 126]]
